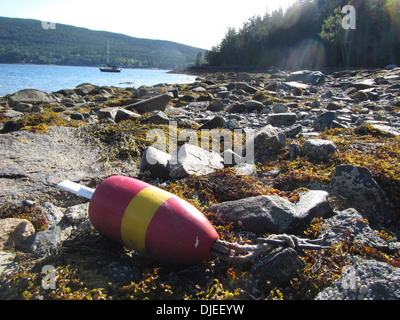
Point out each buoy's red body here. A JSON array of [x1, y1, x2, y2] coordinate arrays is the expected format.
[[88, 175, 219, 264]]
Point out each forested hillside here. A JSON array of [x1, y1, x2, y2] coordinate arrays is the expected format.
[[205, 0, 400, 69], [0, 17, 205, 69]]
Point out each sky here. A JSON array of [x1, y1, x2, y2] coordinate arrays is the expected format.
[[0, 0, 295, 50]]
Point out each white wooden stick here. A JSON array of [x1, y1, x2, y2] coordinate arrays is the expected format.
[[57, 180, 95, 200]]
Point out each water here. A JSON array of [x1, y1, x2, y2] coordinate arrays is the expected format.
[[0, 64, 197, 97]]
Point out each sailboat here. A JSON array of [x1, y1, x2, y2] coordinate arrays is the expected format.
[[99, 40, 122, 73]]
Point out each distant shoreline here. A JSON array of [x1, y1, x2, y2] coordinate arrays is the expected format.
[[0, 62, 166, 71]]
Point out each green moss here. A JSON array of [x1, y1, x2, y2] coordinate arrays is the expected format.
[[1, 110, 87, 133]]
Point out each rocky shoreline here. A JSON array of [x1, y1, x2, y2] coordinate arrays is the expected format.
[[0, 67, 399, 300]]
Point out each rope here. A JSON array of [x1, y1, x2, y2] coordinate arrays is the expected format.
[[211, 234, 331, 264]]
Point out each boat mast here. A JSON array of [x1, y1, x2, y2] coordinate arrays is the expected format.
[[106, 40, 110, 66]]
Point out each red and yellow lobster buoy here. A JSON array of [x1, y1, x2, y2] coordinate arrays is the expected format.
[[58, 175, 330, 265], [58, 175, 219, 264]]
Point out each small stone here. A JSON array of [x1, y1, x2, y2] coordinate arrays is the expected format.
[[64, 203, 89, 224], [199, 116, 225, 129], [272, 104, 289, 114], [0, 218, 35, 251], [267, 113, 297, 126], [301, 139, 338, 162]]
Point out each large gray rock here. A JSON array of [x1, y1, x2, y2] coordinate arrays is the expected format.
[[235, 82, 258, 93], [142, 111, 170, 125], [316, 258, 400, 300], [18, 226, 61, 258], [286, 70, 325, 85], [168, 144, 224, 178], [243, 100, 264, 112], [295, 190, 332, 220], [199, 116, 225, 130], [115, 108, 141, 123], [125, 93, 173, 114], [0, 127, 104, 202], [97, 107, 117, 121], [140, 146, 171, 179], [330, 165, 393, 222], [207, 195, 298, 234], [320, 208, 389, 250], [243, 125, 286, 162], [8, 89, 58, 107], [250, 247, 305, 286], [313, 112, 335, 132], [301, 139, 338, 162]]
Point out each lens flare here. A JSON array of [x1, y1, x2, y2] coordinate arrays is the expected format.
[[385, 0, 400, 33], [280, 38, 326, 70]]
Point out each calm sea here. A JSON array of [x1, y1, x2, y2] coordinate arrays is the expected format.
[[0, 64, 197, 97]]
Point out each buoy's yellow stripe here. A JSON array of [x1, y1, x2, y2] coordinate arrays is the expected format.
[[121, 186, 172, 254]]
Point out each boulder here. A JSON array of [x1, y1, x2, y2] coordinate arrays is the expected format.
[[0, 218, 35, 251], [97, 107, 117, 121], [250, 247, 305, 286], [272, 104, 289, 114], [316, 259, 400, 300], [243, 100, 264, 112], [235, 82, 258, 94], [115, 109, 141, 123], [125, 93, 173, 114], [18, 226, 61, 258], [301, 139, 338, 162], [74, 83, 98, 96], [140, 146, 171, 179], [295, 190, 332, 220], [283, 124, 303, 138], [8, 89, 57, 107], [13, 102, 32, 112], [319, 208, 389, 250], [313, 112, 335, 131], [168, 144, 224, 178], [244, 125, 286, 161], [286, 70, 325, 85], [142, 111, 170, 125], [267, 113, 297, 126], [207, 195, 298, 234], [199, 116, 225, 130], [330, 165, 393, 222], [207, 99, 226, 112]]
